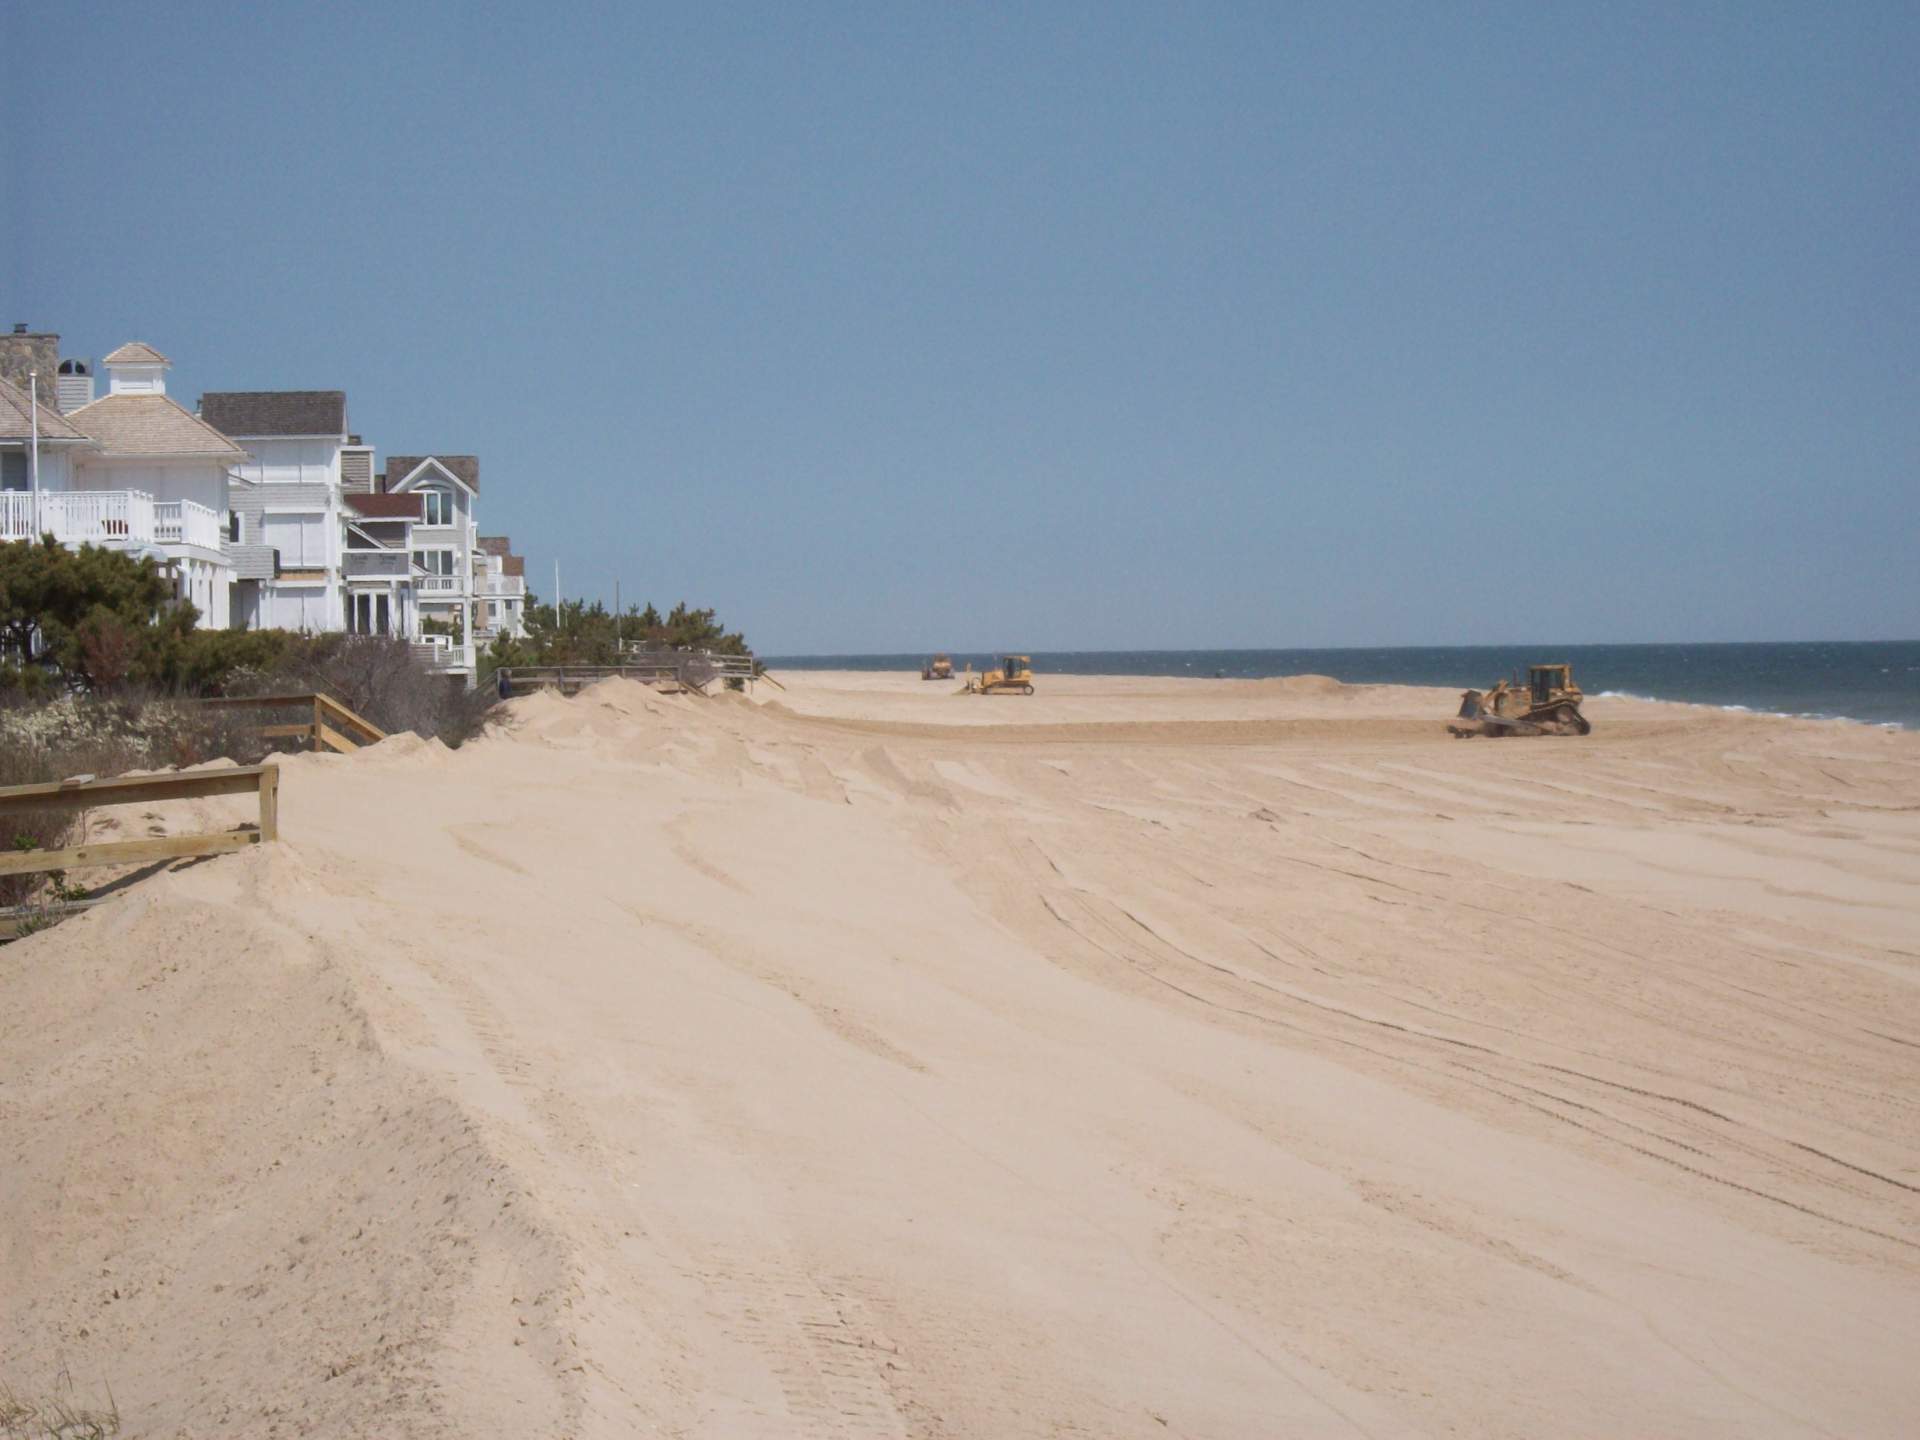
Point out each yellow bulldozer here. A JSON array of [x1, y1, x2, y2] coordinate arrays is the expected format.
[[1449, 663, 1591, 737], [964, 655, 1035, 695], [921, 653, 954, 681]]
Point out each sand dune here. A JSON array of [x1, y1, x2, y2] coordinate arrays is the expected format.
[[3, 671, 1916, 1436]]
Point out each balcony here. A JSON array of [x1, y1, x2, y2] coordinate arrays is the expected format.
[[417, 574, 464, 593], [3, 490, 223, 553], [343, 549, 411, 579], [4, 489, 154, 545], [411, 636, 476, 674], [477, 575, 525, 598], [154, 499, 223, 549]]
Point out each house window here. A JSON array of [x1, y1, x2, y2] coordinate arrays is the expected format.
[[228, 510, 241, 542], [421, 490, 453, 526], [1, 453, 27, 491], [412, 549, 455, 576]]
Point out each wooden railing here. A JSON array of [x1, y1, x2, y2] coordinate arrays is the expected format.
[[497, 652, 756, 697], [0, 764, 280, 880], [198, 692, 388, 754]]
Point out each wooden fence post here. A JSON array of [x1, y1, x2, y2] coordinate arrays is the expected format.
[[258, 765, 279, 842]]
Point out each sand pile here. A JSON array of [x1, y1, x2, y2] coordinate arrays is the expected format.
[[2, 669, 1915, 1436], [0, 851, 579, 1436], [1248, 672, 1346, 694]]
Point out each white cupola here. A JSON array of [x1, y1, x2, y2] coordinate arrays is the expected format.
[[102, 341, 171, 396]]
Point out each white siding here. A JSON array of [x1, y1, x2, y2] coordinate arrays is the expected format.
[[72, 456, 228, 513], [264, 585, 329, 631], [230, 436, 340, 487], [261, 512, 328, 566]]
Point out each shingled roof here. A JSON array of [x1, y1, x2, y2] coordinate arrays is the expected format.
[[66, 393, 248, 458], [387, 455, 479, 492], [102, 341, 170, 365], [345, 492, 424, 520], [200, 390, 347, 438], [477, 535, 512, 557], [0, 376, 93, 444]]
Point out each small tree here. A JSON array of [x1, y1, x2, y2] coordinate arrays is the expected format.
[[0, 538, 196, 686]]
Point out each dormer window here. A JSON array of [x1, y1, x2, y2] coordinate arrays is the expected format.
[[421, 489, 453, 526]]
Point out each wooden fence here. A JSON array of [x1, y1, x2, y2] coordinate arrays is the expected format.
[[498, 652, 758, 698], [198, 692, 387, 753], [0, 764, 280, 880]]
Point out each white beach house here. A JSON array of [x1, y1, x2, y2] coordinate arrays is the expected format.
[[5, 327, 520, 682], [1, 335, 242, 626]]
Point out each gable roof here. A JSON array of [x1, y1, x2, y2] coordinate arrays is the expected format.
[[345, 492, 424, 520], [0, 376, 94, 444], [66, 393, 249, 458], [102, 341, 170, 365], [387, 454, 479, 493], [200, 390, 347, 437]]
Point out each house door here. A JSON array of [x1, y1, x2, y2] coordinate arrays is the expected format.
[[352, 591, 391, 636]]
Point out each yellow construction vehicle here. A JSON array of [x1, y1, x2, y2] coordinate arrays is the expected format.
[[964, 655, 1035, 695], [921, 653, 954, 681], [1449, 663, 1590, 737]]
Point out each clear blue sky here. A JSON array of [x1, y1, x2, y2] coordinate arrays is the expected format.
[[6, 3, 1915, 652]]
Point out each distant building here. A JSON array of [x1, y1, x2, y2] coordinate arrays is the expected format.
[[4, 324, 516, 683], [201, 389, 354, 634], [385, 455, 485, 674], [475, 535, 529, 641]]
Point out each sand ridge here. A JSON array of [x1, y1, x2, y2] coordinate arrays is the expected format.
[[2, 670, 1916, 1436]]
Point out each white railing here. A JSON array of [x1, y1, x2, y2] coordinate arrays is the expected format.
[[410, 638, 476, 672], [477, 575, 525, 597], [0, 492, 32, 540], [1, 490, 158, 546], [153, 499, 222, 549], [418, 574, 463, 592]]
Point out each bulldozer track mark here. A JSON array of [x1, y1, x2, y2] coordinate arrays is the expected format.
[[1055, 888, 1909, 1221], [1782, 1141, 1920, 1197], [690, 1258, 910, 1438], [1863, 1028, 1920, 1050], [665, 815, 750, 894], [1352, 1179, 1582, 1287], [1620, 1141, 1920, 1253]]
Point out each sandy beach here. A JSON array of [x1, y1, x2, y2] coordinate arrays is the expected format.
[[3, 669, 1917, 1437]]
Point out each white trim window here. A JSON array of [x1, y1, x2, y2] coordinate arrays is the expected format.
[[421, 489, 454, 526], [412, 548, 456, 576]]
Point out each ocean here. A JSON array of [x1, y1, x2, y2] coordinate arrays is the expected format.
[[763, 641, 1920, 730]]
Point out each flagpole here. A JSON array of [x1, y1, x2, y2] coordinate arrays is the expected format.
[[27, 369, 40, 535]]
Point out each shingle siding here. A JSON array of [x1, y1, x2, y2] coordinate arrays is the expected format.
[[388, 454, 479, 491], [340, 447, 374, 492], [224, 542, 277, 581]]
